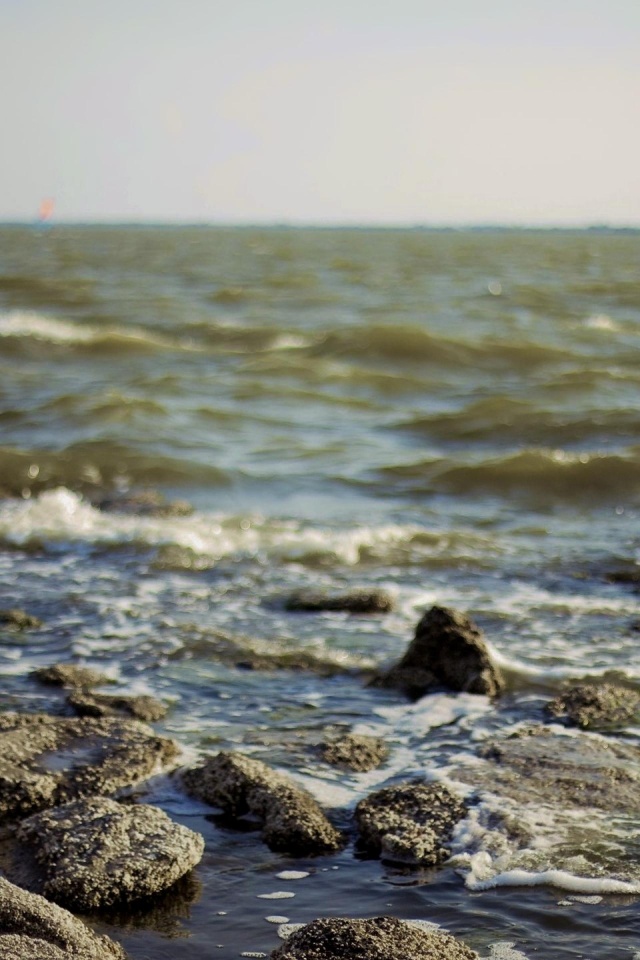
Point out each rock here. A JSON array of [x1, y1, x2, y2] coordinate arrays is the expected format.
[[0, 712, 179, 823], [271, 916, 478, 960], [66, 691, 168, 722], [374, 605, 503, 699], [546, 682, 640, 729], [18, 796, 204, 911], [285, 589, 395, 614], [32, 664, 111, 688], [355, 781, 466, 866], [0, 608, 42, 630], [182, 751, 343, 856], [0, 876, 126, 959], [96, 489, 193, 518], [475, 725, 640, 814], [320, 733, 388, 772], [605, 569, 640, 588]]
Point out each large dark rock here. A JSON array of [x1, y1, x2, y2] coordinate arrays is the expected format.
[[0, 713, 179, 823], [0, 876, 126, 959], [271, 916, 478, 960], [285, 588, 395, 614], [18, 797, 204, 911], [546, 682, 640, 729], [320, 733, 388, 772], [374, 605, 503, 699], [475, 725, 640, 814], [182, 751, 343, 856], [32, 664, 111, 688], [66, 691, 168, 722], [355, 780, 466, 866]]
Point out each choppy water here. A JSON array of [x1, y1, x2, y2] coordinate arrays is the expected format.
[[1, 225, 639, 958]]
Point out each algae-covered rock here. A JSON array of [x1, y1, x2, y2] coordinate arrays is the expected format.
[[32, 664, 111, 688], [285, 588, 395, 614], [355, 780, 466, 866], [18, 796, 204, 911], [374, 605, 503, 699], [183, 750, 343, 856], [545, 682, 640, 729], [0, 876, 126, 959], [476, 725, 640, 813], [66, 691, 168, 722], [0, 609, 42, 630], [320, 733, 388, 772], [271, 916, 478, 960], [0, 712, 179, 823]]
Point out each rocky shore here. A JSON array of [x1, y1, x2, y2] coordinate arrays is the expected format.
[[1, 602, 639, 958]]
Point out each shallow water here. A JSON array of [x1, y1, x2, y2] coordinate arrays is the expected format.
[[0, 225, 639, 958]]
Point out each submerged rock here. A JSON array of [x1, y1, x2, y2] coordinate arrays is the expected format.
[[32, 664, 111, 689], [546, 682, 640, 729], [0, 608, 42, 630], [271, 916, 478, 960], [374, 605, 503, 699], [0, 876, 126, 959], [355, 781, 466, 866], [18, 797, 204, 911], [320, 733, 389, 772], [476, 725, 640, 813], [0, 713, 179, 823], [285, 588, 395, 614], [183, 751, 343, 856], [66, 691, 168, 722]]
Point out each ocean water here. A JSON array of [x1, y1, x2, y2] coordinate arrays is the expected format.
[[0, 225, 639, 958]]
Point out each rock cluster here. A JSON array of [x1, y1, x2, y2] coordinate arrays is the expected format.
[[374, 605, 503, 699], [18, 797, 205, 911], [0, 608, 42, 630], [66, 691, 168, 722], [355, 780, 466, 866], [0, 713, 178, 823], [32, 664, 111, 688], [183, 750, 343, 856], [271, 916, 478, 960]]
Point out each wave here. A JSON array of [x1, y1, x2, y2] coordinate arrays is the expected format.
[[0, 488, 503, 568], [379, 447, 640, 504], [0, 310, 196, 354], [397, 398, 640, 447], [0, 443, 230, 496]]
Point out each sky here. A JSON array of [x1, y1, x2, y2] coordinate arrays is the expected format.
[[0, 0, 639, 225]]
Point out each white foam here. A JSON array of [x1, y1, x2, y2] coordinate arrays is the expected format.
[[484, 943, 530, 960], [256, 891, 295, 900], [275, 871, 309, 880], [464, 863, 640, 894], [0, 308, 190, 351]]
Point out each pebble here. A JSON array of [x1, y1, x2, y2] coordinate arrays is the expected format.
[[257, 891, 295, 899], [275, 870, 309, 880], [265, 916, 289, 924]]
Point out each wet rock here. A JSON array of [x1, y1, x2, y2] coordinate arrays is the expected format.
[[355, 780, 466, 866], [96, 489, 193, 518], [18, 796, 204, 911], [320, 733, 388, 772], [605, 569, 640, 588], [66, 691, 168, 722], [32, 664, 111, 688], [374, 605, 503, 699], [546, 682, 640, 729], [285, 588, 395, 614], [182, 750, 343, 856], [271, 916, 478, 960], [0, 712, 179, 823], [0, 608, 42, 630], [475, 725, 640, 814], [0, 876, 126, 959]]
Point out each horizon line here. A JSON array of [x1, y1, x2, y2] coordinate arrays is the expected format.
[[1, 218, 639, 231]]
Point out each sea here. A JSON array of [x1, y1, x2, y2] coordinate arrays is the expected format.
[[0, 224, 639, 959]]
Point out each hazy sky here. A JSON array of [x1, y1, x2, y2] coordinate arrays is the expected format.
[[1, 0, 639, 224]]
